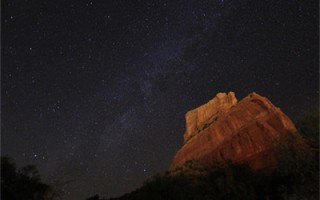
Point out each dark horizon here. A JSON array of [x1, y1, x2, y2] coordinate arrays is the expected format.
[[2, 0, 318, 199]]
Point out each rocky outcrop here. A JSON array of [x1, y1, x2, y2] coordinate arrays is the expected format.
[[184, 92, 238, 144], [170, 92, 297, 171]]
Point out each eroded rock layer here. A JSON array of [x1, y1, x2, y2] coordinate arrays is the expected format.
[[170, 92, 297, 171]]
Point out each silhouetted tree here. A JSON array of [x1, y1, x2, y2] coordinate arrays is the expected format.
[[296, 106, 319, 150], [272, 107, 319, 199], [86, 194, 100, 200], [1, 156, 50, 200]]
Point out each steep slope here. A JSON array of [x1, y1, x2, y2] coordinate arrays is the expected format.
[[170, 92, 297, 171]]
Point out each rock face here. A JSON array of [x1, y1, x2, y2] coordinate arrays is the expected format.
[[170, 92, 297, 171]]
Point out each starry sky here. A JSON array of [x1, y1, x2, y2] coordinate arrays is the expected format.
[[2, 0, 318, 199]]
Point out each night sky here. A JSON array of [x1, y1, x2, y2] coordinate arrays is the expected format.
[[2, 0, 318, 199]]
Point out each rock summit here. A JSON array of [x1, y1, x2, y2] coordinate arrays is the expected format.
[[170, 92, 297, 171]]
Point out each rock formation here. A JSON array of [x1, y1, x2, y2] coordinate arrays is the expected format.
[[170, 92, 297, 171]]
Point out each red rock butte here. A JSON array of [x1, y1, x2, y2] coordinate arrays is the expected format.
[[170, 92, 297, 171]]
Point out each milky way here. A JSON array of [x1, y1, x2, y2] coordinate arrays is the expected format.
[[2, 0, 318, 199]]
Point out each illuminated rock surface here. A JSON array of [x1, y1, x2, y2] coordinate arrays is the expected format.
[[170, 92, 297, 171]]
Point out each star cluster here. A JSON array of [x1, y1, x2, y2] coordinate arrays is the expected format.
[[2, 0, 318, 199]]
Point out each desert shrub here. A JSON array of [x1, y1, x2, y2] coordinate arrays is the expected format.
[[1, 157, 50, 200]]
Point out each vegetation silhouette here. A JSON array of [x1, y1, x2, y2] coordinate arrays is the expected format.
[[1, 157, 50, 200]]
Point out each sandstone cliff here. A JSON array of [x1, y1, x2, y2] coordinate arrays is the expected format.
[[170, 92, 297, 171]]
